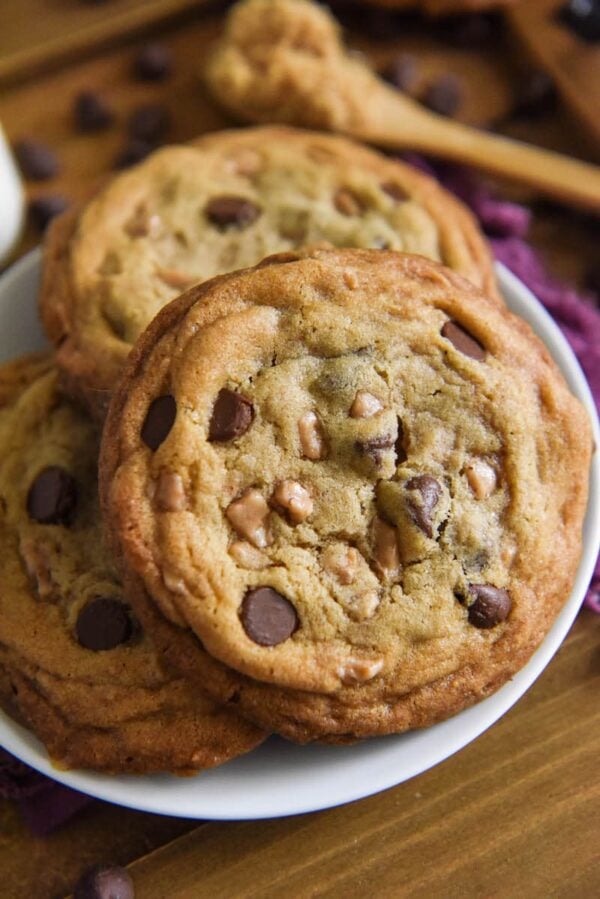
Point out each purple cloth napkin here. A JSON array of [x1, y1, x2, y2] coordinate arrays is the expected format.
[[1, 161, 599, 838], [0, 748, 91, 835]]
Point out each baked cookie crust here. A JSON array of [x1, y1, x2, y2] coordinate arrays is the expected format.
[[100, 248, 591, 741], [41, 126, 498, 415], [0, 356, 264, 772]]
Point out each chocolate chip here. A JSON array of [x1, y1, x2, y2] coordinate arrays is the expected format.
[[134, 42, 172, 81], [395, 419, 407, 463], [74, 863, 135, 899], [381, 181, 408, 202], [29, 194, 69, 232], [355, 434, 395, 466], [74, 91, 114, 131], [406, 475, 441, 538], [559, 1, 600, 42], [422, 75, 463, 117], [467, 584, 511, 628], [14, 139, 59, 181], [76, 598, 133, 651], [441, 321, 485, 361], [240, 587, 298, 646], [141, 394, 176, 450], [27, 467, 78, 526], [382, 54, 418, 93], [114, 138, 156, 170], [208, 389, 254, 441], [128, 103, 170, 142], [205, 196, 261, 229]]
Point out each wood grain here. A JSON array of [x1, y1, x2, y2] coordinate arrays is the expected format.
[[122, 612, 600, 899], [2, 6, 597, 274], [507, 0, 600, 148], [0, 0, 213, 86], [0, 798, 193, 899]]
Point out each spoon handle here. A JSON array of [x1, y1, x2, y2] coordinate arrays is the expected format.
[[363, 107, 600, 213]]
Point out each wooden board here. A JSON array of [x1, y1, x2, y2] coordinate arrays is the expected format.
[[2, 8, 597, 284], [2, 611, 595, 899], [507, 0, 600, 147], [0, 0, 213, 86], [124, 611, 600, 898]]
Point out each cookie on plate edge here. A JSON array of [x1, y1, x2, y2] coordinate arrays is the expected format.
[[0, 355, 265, 773]]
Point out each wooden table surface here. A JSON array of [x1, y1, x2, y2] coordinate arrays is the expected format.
[[0, 3, 598, 897]]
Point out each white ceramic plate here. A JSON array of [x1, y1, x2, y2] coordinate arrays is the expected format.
[[1, 251, 599, 820]]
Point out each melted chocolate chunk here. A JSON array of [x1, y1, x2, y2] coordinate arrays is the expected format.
[[467, 584, 511, 628], [141, 394, 176, 450], [27, 467, 78, 526], [240, 587, 298, 646], [406, 475, 441, 538], [74, 863, 135, 899], [356, 434, 395, 466], [395, 419, 407, 463], [76, 598, 133, 651], [208, 389, 254, 442], [205, 196, 261, 229], [441, 321, 486, 361]]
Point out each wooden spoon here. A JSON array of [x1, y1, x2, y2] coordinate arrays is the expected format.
[[347, 84, 600, 212], [206, 0, 600, 212]]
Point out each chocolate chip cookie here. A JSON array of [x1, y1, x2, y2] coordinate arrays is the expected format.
[[100, 248, 592, 741], [0, 356, 264, 772], [41, 125, 498, 415]]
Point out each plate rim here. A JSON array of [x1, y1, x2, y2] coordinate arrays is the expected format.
[[0, 253, 598, 820]]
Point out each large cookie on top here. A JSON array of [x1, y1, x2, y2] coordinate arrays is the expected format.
[[0, 356, 264, 773], [41, 125, 498, 415], [100, 249, 591, 741]]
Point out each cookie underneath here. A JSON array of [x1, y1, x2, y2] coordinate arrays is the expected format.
[[0, 356, 265, 773], [41, 126, 498, 415]]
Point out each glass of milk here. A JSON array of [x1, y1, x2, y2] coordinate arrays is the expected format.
[[0, 123, 25, 265]]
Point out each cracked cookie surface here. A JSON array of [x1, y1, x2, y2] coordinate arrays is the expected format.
[[41, 126, 497, 415], [101, 249, 591, 740], [0, 356, 264, 772]]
